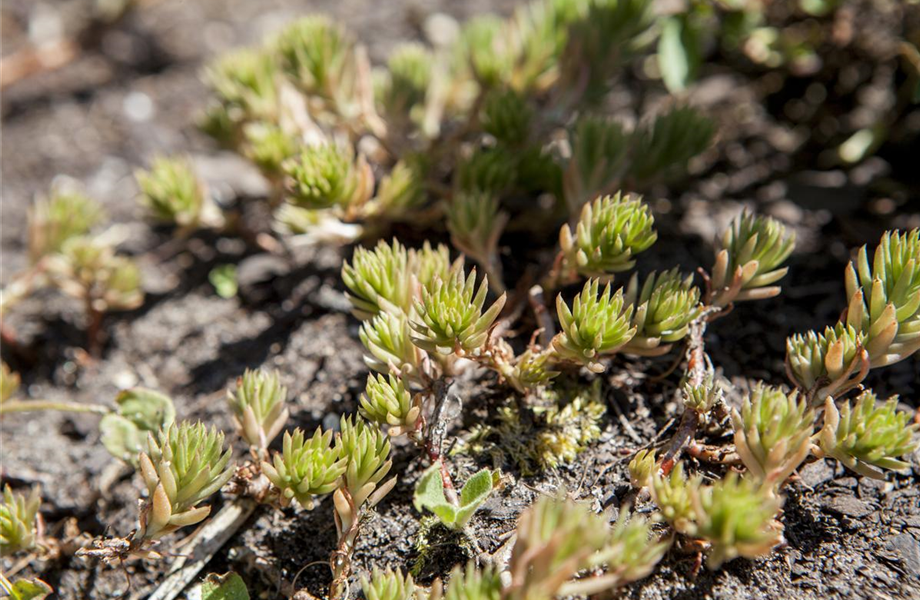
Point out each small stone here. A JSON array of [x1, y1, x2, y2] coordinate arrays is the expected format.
[[820, 495, 873, 518], [833, 477, 859, 489], [799, 459, 835, 488], [886, 533, 920, 577]]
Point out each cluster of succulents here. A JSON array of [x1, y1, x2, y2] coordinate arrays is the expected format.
[[0, 188, 144, 355]]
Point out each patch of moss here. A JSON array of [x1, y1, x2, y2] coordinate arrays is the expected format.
[[410, 516, 475, 581], [456, 379, 606, 475]]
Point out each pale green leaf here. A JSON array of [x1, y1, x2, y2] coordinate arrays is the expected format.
[[201, 572, 250, 600]]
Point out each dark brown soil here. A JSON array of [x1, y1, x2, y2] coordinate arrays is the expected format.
[[1, 1, 919, 599]]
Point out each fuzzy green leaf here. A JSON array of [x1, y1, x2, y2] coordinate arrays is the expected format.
[[201, 572, 250, 600]]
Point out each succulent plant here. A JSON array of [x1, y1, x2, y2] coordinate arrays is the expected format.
[[732, 384, 814, 489], [681, 373, 724, 413], [557, 193, 657, 284], [137, 422, 234, 541], [342, 239, 413, 319], [455, 148, 518, 196], [481, 88, 533, 146], [261, 427, 346, 509], [410, 242, 460, 290], [370, 156, 427, 218], [628, 449, 657, 489], [0, 485, 41, 556], [361, 567, 419, 600], [690, 472, 784, 568], [819, 392, 919, 479], [48, 237, 144, 314], [243, 123, 299, 178], [650, 461, 699, 534], [552, 278, 636, 372], [227, 368, 290, 450], [843, 229, 920, 367], [284, 143, 374, 213], [786, 323, 868, 402], [274, 16, 355, 107], [335, 416, 395, 512], [27, 190, 105, 264], [563, 117, 628, 213], [446, 191, 508, 287], [435, 563, 502, 600], [623, 269, 701, 355], [378, 43, 432, 120], [588, 508, 670, 592], [203, 46, 278, 128], [360, 373, 421, 436], [135, 156, 212, 230], [410, 264, 507, 355], [507, 348, 560, 393], [710, 211, 795, 307], [627, 106, 714, 183], [360, 311, 426, 381], [505, 493, 610, 600]]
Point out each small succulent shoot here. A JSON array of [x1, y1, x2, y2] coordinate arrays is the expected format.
[[628, 449, 657, 489], [335, 416, 396, 524], [203, 46, 278, 129], [627, 106, 714, 184], [563, 117, 628, 214], [459, 15, 513, 89], [786, 323, 868, 402], [410, 263, 507, 356], [360, 311, 426, 381], [556, 193, 657, 285], [379, 43, 432, 120], [843, 229, 920, 367], [410, 242, 461, 290], [100, 388, 177, 465], [136, 422, 234, 542], [227, 369, 290, 451], [710, 211, 795, 307], [481, 88, 533, 146], [560, 0, 652, 102], [731, 384, 814, 490], [49, 237, 144, 310], [413, 467, 496, 531], [506, 493, 610, 600], [681, 373, 723, 414], [284, 143, 374, 215], [690, 472, 784, 569], [342, 239, 413, 319], [135, 156, 218, 231], [507, 348, 560, 393], [446, 191, 509, 292], [361, 567, 418, 600], [274, 16, 356, 109], [582, 508, 670, 593], [552, 279, 636, 372], [360, 373, 421, 436], [0, 575, 53, 600], [455, 148, 518, 196], [369, 156, 427, 219], [650, 461, 699, 534], [0, 361, 21, 404], [818, 392, 919, 479], [432, 562, 502, 600], [623, 269, 701, 355], [331, 417, 396, 598], [243, 122, 299, 179], [27, 189, 105, 264], [0, 485, 41, 556], [261, 427, 345, 509]]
